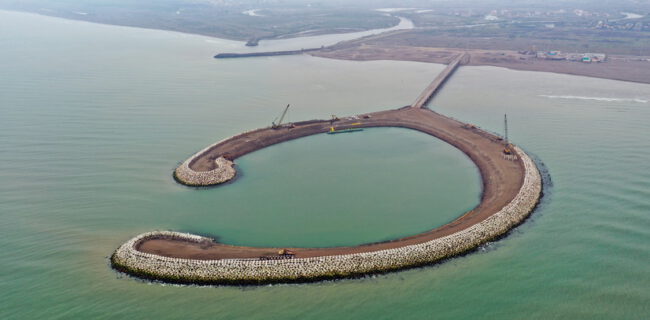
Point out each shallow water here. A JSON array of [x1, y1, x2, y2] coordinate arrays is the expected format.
[[249, 16, 413, 51], [2, 10, 650, 320]]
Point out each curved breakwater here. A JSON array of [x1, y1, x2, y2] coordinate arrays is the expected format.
[[112, 145, 540, 284], [113, 104, 543, 285], [114, 53, 543, 285]]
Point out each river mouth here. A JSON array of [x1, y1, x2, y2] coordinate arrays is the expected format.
[[176, 127, 481, 248]]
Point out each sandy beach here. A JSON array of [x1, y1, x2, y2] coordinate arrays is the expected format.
[[312, 45, 650, 84]]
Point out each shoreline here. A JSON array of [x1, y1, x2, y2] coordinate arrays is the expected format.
[[312, 46, 650, 85], [0, 9, 404, 45], [5, 9, 647, 84], [468, 59, 650, 85]]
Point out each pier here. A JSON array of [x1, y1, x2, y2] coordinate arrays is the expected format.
[[411, 53, 468, 109], [214, 47, 322, 59]]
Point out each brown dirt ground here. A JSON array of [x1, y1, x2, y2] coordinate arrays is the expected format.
[[312, 45, 650, 84], [139, 107, 525, 259]]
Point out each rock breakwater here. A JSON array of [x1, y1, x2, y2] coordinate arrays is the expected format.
[[112, 146, 541, 285], [174, 156, 235, 186]]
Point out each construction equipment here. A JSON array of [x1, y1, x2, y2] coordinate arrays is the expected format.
[[503, 114, 513, 155], [259, 249, 296, 260], [328, 126, 364, 134], [278, 249, 295, 256], [272, 104, 291, 129]]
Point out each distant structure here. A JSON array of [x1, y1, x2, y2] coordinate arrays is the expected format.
[[535, 51, 607, 63], [502, 114, 517, 161]]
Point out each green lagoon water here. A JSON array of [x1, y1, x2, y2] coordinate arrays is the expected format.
[[1, 10, 650, 320]]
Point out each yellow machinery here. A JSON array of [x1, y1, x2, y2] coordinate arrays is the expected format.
[[278, 249, 295, 256]]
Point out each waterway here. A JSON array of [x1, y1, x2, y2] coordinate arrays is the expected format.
[[247, 16, 413, 51], [1, 10, 650, 320]]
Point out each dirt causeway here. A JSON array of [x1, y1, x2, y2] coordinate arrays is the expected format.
[[138, 107, 525, 259]]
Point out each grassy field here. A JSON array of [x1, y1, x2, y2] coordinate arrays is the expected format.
[[3, 0, 648, 54], [0, 0, 398, 41], [354, 26, 650, 56]]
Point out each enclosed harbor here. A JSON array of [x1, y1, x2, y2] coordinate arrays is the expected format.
[[112, 54, 544, 284]]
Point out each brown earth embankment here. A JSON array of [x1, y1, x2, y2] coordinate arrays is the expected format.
[[114, 107, 536, 271], [313, 45, 650, 84], [111, 111, 541, 283]]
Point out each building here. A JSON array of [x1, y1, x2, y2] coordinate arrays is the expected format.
[[583, 53, 607, 62], [536, 51, 607, 63]]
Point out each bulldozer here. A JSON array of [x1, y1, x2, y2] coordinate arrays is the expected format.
[[278, 249, 295, 257], [503, 144, 513, 155]]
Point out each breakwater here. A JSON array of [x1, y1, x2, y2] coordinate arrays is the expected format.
[[112, 145, 541, 284], [112, 55, 544, 285], [174, 156, 234, 186], [173, 118, 333, 186], [214, 48, 322, 59]]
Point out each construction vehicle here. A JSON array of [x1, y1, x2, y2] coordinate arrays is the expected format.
[[278, 249, 295, 256], [259, 248, 296, 260], [272, 104, 292, 129], [503, 144, 513, 155], [328, 126, 364, 134]]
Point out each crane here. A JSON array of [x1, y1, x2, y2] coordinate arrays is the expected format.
[[272, 104, 290, 129], [503, 114, 513, 155]]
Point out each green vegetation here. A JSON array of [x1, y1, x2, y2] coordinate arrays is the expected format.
[[1, 0, 647, 54], [0, 0, 398, 41], [367, 24, 650, 56], [381, 1, 650, 55]]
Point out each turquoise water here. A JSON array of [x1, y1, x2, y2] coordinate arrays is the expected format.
[[2, 10, 650, 320], [199, 128, 480, 248]]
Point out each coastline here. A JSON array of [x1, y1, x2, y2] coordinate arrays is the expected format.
[[4, 9, 646, 84], [0, 9, 404, 45], [311, 46, 650, 85], [469, 59, 650, 85]]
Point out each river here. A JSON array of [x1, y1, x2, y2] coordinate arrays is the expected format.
[[1, 10, 649, 320]]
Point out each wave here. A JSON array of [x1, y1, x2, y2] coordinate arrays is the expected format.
[[539, 95, 648, 103]]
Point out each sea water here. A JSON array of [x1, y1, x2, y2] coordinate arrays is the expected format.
[[1, 10, 649, 320]]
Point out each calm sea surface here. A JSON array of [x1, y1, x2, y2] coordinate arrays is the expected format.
[[1, 10, 649, 320]]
